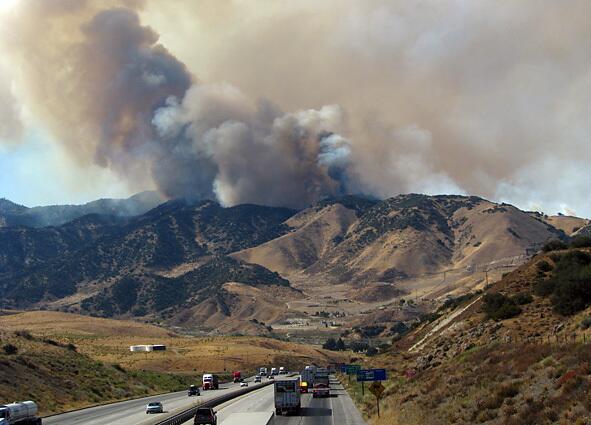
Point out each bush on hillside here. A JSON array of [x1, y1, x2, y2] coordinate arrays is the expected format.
[[512, 292, 533, 305], [580, 317, 591, 330], [535, 250, 591, 316], [571, 235, 591, 249], [542, 240, 568, 252], [483, 293, 522, 321], [536, 260, 553, 273], [3, 343, 18, 355]]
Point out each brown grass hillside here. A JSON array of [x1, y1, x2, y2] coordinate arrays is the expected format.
[[343, 246, 591, 424], [0, 311, 347, 375], [0, 329, 193, 415]]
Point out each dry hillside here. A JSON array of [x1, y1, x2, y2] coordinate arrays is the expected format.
[[344, 242, 591, 424]]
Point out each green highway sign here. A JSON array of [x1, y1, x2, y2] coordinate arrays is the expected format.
[[344, 364, 361, 375]]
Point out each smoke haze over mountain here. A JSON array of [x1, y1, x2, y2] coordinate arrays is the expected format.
[[1, 0, 590, 215]]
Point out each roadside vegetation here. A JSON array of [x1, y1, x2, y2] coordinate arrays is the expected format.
[[0, 330, 194, 415]]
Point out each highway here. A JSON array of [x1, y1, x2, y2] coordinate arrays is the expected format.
[[188, 376, 366, 425], [44, 377, 260, 425]]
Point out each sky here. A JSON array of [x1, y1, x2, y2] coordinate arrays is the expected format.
[[0, 0, 590, 216]]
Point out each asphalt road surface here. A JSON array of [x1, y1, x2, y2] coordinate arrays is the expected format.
[[44, 377, 259, 425], [188, 376, 366, 425]]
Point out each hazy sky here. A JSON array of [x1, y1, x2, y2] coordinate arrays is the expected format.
[[0, 0, 590, 216]]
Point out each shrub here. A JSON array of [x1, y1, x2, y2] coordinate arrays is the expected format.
[[483, 293, 522, 321], [536, 260, 553, 272], [366, 347, 378, 356], [542, 240, 568, 252], [512, 292, 533, 305], [580, 317, 591, 330], [2, 344, 18, 355], [14, 330, 34, 340], [571, 235, 591, 249], [322, 338, 337, 350], [540, 250, 591, 315]]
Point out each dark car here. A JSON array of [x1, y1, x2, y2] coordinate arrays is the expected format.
[[194, 407, 217, 425], [188, 385, 200, 396]]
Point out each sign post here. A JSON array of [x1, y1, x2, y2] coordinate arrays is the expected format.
[[357, 369, 387, 416], [369, 382, 385, 417]]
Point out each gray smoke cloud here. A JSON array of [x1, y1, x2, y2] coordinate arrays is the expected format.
[[0, 0, 352, 208], [2, 1, 591, 214], [0, 60, 22, 142]]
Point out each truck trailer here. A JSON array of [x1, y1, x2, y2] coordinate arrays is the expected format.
[[274, 380, 301, 415], [232, 371, 242, 383], [0, 401, 42, 425]]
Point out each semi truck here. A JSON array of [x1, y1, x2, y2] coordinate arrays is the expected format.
[[279, 366, 286, 374], [312, 375, 330, 398], [0, 401, 42, 425], [274, 380, 301, 415], [221, 412, 274, 425], [202, 374, 219, 390], [259, 367, 268, 376], [270, 367, 278, 376], [232, 371, 242, 383]]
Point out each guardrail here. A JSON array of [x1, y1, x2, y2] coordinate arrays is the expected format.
[[155, 381, 274, 425]]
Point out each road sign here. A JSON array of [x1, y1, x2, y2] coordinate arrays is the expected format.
[[369, 381, 385, 397], [369, 382, 386, 417], [344, 364, 361, 374], [356, 368, 387, 382]]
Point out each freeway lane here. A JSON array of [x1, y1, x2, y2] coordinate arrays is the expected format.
[[187, 376, 366, 425], [44, 377, 258, 425]]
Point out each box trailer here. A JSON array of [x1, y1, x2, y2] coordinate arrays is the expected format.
[[274, 380, 301, 415]]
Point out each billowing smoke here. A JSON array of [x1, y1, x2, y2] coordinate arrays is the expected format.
[[0, 0, 352, 208], [2, 1, 591, 214]]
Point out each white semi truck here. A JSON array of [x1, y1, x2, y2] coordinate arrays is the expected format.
[[0, 401, 42, 425], [274, 380, 301, 415], [259, 367, 268, 376]]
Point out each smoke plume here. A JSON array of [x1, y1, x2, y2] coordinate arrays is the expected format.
[[2, 0, 591, 214]]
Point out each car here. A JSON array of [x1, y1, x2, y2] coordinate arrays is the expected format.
[[146, 402, 163, 414], [240, 381, 248, 387], [188, 385, 200, 396], [194, 407, 217, 425], [254, 375, 262, 383], [268, 375, 275, 380]]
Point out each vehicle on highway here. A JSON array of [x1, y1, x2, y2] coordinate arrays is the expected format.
[[202, 373, 219, 390], [232, 371, 242, 383], [240, 381, 249, 387], [254, 375, 262, 383], [270, 367, 278, 376], [312, 374, 330, 398], [193, 407, 217, 425], [268, 375, 275, 380], [188, 385, 200, 396], [274, 380, 301, 415], [279, 366, 286, 374], [145, 402, 163, 414], [300, 368, 314, 392], [299, 381, 309, 393], [221, 412, 274, 425], [259, 367, 268, 376], [0, 401, 42, 425]]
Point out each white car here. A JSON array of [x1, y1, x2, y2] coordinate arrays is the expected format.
[[146, 402, 163, 414], [254, 375, 262, 383], [240, 382, 248, 387]]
